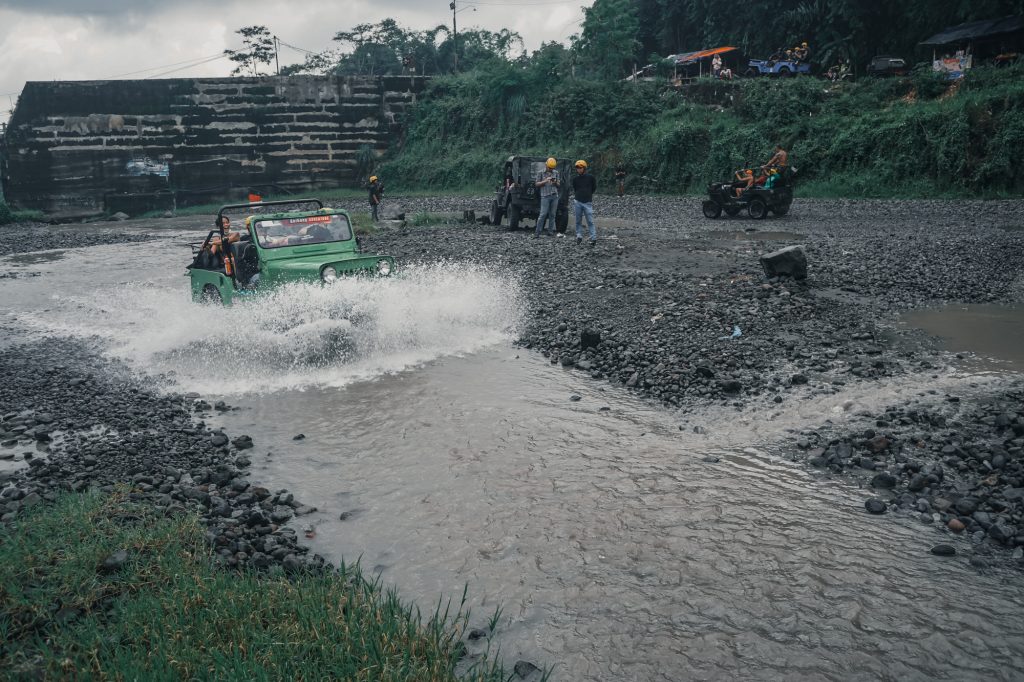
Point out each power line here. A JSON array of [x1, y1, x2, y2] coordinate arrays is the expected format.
[[277, 39, 318, 55], [462, 0, 579, 5], [146, 54, 230, 79], [102, 53, 226, 80]]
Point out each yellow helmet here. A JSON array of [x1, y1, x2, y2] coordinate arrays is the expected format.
[[802, 42, 808, 47], [370, 175, 378, 182], [575, 159, 588, 169], [545, 157, 557, 169]]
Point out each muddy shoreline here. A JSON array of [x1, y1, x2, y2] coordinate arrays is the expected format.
[[2, 195, 1024, 572]]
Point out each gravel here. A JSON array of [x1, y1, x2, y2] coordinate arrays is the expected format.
[[0, 222, 155, 256], [360, 196, 1024, 411], [0, 339, 328, 574]]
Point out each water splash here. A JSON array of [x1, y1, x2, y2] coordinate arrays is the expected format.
[[20, 263, 523, 394]]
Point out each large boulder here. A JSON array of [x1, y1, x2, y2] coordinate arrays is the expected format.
[[760, 245, 807, 280]]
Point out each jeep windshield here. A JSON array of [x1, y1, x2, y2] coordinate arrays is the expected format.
[[253, 214, 353, 249]]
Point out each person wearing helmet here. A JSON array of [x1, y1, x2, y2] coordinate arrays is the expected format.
[[368, 175, 383, 222], [733, 168, 755, 197], [571, 159, 597, 245], [534, 157, 561, 238]]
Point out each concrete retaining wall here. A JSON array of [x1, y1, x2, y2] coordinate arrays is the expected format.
[[0, 75, 427, 216]]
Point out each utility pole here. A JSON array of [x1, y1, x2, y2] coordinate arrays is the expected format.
[[450, 1, 458, 71], [273, 35, 280, 76]]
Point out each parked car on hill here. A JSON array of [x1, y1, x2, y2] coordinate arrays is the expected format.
[[745, 58, 812, 77], [867, 55, 909, 77]]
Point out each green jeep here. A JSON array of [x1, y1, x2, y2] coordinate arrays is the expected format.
[[187, 199, 395, 304]]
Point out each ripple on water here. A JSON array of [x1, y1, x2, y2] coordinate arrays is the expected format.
[[217, 349, 1024, 682]]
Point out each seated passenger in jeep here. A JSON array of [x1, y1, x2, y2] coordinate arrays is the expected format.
[[733, 169, 755, 197]]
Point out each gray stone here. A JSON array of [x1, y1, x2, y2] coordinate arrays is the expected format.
[[760, 245, 808, 280], [870, 472, 897, 489], [580, 328, 601, 350], [864, 498, 886, 514], [100, 549, 130, 572]]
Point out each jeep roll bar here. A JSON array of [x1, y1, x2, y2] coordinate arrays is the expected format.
[[214, 198, 325, 288], [215, 198, 325, 224]]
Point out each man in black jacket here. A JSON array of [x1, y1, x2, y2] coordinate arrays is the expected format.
[[571, 159, 598, 245]]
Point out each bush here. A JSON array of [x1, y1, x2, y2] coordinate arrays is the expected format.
[[0, 201, 44, 225]]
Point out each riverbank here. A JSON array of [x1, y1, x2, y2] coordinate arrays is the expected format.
[[0, 338, 534, 679], [0, 491, 511, 680]]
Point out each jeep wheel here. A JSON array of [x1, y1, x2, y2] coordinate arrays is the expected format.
[[778, 67, 792, 77], [771, 204, 790, 217], [724, 206, 741, 217], [508, 203, 521, 230], [489, 200, 502, 226], [702, 200, 722, 219], [748, 198, 769, 219], [200, 284, 223, 305]]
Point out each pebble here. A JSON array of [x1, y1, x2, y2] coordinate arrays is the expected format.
[[864, 498, 887, 514]]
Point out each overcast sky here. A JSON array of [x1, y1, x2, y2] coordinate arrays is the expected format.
[[0, 0, 592, 124]]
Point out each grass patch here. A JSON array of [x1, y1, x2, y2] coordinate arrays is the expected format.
[[0, 492, 511, 680], [0, 201, 45, 225]]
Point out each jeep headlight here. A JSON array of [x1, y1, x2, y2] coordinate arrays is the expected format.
[[321, 266, 338, 283], [376, 259, 392, 276]]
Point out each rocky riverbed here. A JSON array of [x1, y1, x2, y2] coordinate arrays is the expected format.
[[2, 195, 1024, 573], [0, 339, 327, 574]]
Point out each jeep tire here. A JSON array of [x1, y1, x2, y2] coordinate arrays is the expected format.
[[489, 199, 502, 226], [702, 200, 722, 219], [748, 198, 769, 219], [200, 284, 223, 305], [556, 210, 568, 233]]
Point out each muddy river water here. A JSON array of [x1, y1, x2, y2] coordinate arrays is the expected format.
[[3, 233, 1024, 680]]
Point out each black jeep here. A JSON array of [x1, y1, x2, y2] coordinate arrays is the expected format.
[[489, 155, 571, 231], [702, 167, 796, 219]]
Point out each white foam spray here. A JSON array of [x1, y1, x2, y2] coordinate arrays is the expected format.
[[19, 262, 524, 394]]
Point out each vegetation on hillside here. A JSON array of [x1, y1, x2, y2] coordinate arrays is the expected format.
[[271, 1, 1024, 199], [380, 60, 1024, 198]]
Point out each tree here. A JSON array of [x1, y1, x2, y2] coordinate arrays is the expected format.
[[225, 26, 276, 76], [573, 0, 642, 79]]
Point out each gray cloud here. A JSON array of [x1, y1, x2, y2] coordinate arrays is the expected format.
[[0, 0, 590, 122]]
